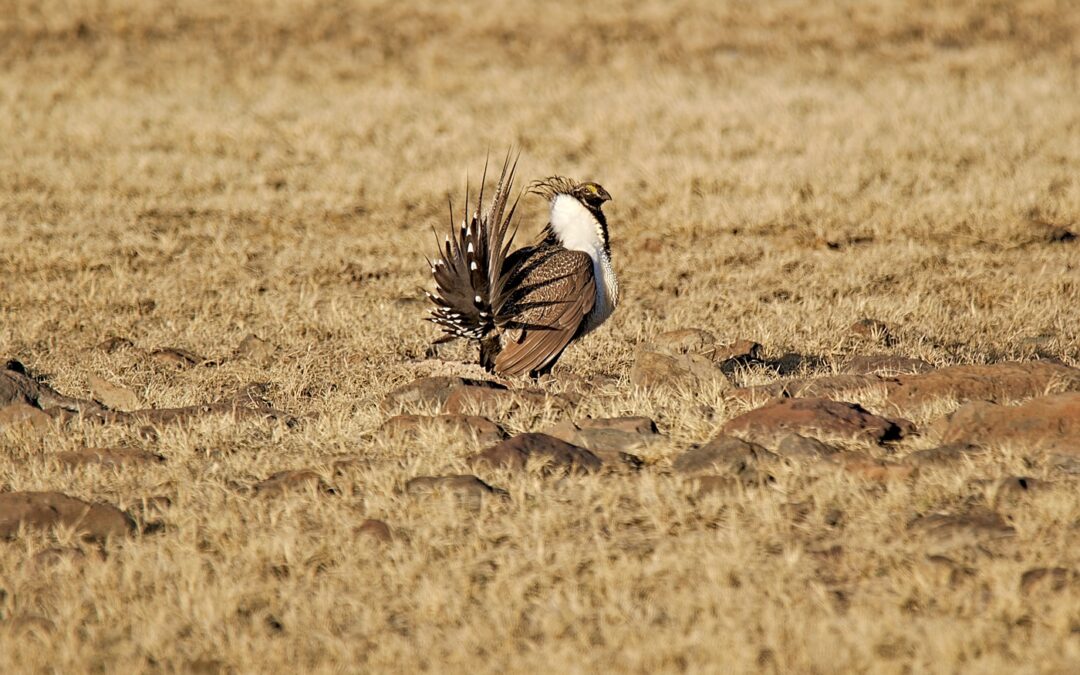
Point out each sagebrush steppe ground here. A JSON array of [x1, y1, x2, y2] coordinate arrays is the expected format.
[[1, 0, 1079, 672]]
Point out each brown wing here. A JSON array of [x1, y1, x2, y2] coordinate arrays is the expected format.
[[494, 249, 595, 376]]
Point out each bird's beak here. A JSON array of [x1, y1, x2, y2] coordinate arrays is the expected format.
[[598, 187, 612, 203]]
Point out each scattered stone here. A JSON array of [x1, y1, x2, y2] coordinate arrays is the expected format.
[[356, 519, 393, 543], [406, 474, 507, 510], [542, 421, 646, 471], [235, 334, 277, 363], [88, 375, 141, 411], [645, 328, 716, 355], [97, 336, 134, 353], [903, 443, 986, 466], [444, 385, 572, 415], [728, 374, 887, 405], [686, 474, 744, 496], [150, 347, 202, 368], [774, 434, 839, 460], [382, 376, 504, 412], [723, 397, 910, 445], [1020, 567, 1078, 595], [849, 318, 892, 344], [990, 476, 1046, 508], [32, 546, 103, 570], [630, 350, 729, 389], [577, 416, 659, 435], [0, 491, 134, 540], [887, 362, 1080, 410], [713, 340, 763, 366], [55, 447, 165, 467], [470, 433, 602, 474], [672, 435, 775, 475], [381, 414, 506, 444], [254, 470, 330, 496], [842, 355, 934, 375], [0, 403, 52, 432], [908, 509, 1015, 551], [832, 455, 917, 483], [938, 392, 1080, 455]]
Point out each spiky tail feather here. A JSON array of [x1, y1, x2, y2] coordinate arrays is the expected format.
[[427, 152, 522, 343]]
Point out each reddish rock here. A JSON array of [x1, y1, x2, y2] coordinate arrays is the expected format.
[[673, 436, 775, 475], [542, 419, 654, 468], [405, 474, 507, 510], [713, 340, 763, 365], [630, 351, 729, 389], [444, 385, 572, 415], [382, 376, 503, 412], [842, 355, 933, 375], [903, 443, 986, 466], [774, 434, 839, 460], [849, 318, 892, 344], [729, 374, 888, 405], [150, 347, 202, 368], [646, 328, 716, 355], [938, 392, 1080, 455], [356, 519, 393, 543], [908, 509, 1015, 551], [381, 414, 506, 444], [88, 375, 141, 411], [576, 416, 659, 435], [254, 470, 330, 496], [887, 361, 1080, 409], [470, 433, 602, 474], [97, 336, 135, 353], [723, 397, 910, 445], [831, 456, 917, 482], [0, 403, 52, 432], [1020, 567, 1078, 595], [235, 334, 277, 363], [55, 447, 165, 467], [32, 546, 104, 570], [0, 491, 134, 540]]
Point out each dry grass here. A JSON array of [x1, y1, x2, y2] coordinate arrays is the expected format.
[[1, 0, 1079, 671]]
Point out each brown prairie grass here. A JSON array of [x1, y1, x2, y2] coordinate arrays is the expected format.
[[1, 0, 1079, 672]]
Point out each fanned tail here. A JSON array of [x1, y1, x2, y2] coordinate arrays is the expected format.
[[427, 151, 522, 342]]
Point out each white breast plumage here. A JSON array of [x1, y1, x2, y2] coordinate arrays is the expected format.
[[549, 194, 618, 333]]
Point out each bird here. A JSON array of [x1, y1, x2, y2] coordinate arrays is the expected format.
[[425, 155, 618, 377]]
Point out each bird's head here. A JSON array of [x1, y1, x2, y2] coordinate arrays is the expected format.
[[529, 176, 612, 217]]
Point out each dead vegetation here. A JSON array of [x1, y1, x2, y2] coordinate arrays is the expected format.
[[1, 0, 1079, 672]]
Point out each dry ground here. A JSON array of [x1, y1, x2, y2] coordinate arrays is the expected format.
[[2, 0, 1080, 672]]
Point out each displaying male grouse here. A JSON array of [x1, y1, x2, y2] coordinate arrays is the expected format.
[[426, 157, 618, 377]]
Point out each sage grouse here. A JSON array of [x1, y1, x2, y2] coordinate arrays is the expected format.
[[426, 157, 618, 377]]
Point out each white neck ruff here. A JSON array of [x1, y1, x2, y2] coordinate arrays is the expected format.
[[549, 194, 618, 333]]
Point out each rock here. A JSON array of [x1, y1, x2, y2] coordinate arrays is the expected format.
[[381, 414, 506, 445], [254, 470, 330, 496], [382, 376, 504, 412], [1020, 567, 1078, 595], [887, 362, 1080, 410], [88, 375, 141, 411], [0, 492, 134, 540], [728, 374, 888, 405], [32, 546, 103, 570], [97, 336, 134, 353], [686, 474, 756, 496], [938, 392, 1080, 455], [645, 329, 716, 355], [774, 434, 839, 460], [470, 433, 602, 474], [849, 318, 892, 344], [150, 347, 202, 368], [903, 443, 986, 466], [672, 435, 775, 475], [907, 510, 1015, 551], [405, 474, 507, 510], [55, 447, 165, 467], [990, 476, 1046, 508], [235, 334, 277, 363], [630, 351, 729, 389], [842, 355, 934, 375], [577, 416, 659, 435], [541, 421, 646, 471], [444, 385, 572, 415], [723, 398, 910, 445], [356, 519, 393, 543], [914, 555, 977, 588], [831, 456, 917, 482], [713, 340, 763, 366], [0, 403, 52, 432]]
